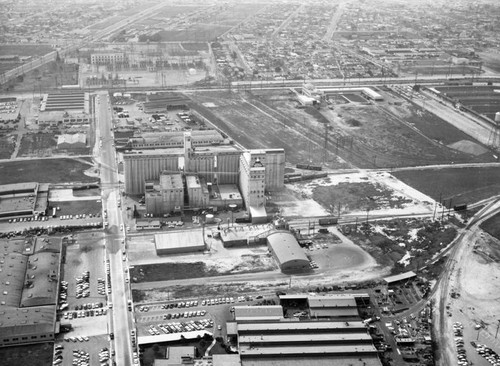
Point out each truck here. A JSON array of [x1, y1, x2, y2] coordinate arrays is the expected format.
[[318, 217, 338, 226]]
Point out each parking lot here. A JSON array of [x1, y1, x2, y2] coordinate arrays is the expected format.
[[54, 334, 111, 366], [134, 295, 255, 339]]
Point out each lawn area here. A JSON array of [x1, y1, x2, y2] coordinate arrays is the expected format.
[[0, 158, 96, 185], [393, 167, 500, 205], [181, 42, 209, 52], [0, 342, 53, 366], [158, 24, 231, 42], [480, 213, 500, 240]]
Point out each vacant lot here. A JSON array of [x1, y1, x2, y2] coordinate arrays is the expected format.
[[18, 133, 57, 157], [0, 342, 52, 366], [393, 166, 500, 204], [158, 25, 231, 42], [0, 135, 15, 159], [189, 91, 348, 168], [0, 158, 96, 185], [0, 44, 53, 57], [343, 219, 457, 274], [480, 213, 500, 240]]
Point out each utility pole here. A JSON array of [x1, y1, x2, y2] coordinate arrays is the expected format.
[[496, 319, 500, 338]]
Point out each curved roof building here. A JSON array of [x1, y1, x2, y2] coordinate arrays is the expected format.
[[267, 232, 310, 273]]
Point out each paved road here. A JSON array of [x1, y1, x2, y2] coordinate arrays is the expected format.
[[95, 92, 133, 366]]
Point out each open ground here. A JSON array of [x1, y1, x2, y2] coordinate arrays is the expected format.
[[0, 157, 96, 185], [188, 88, 495, 169]]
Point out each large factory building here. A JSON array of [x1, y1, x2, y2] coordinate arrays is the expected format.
[[123, 130, 285, 220]]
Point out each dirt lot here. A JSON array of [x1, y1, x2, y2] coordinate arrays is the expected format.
[[189, 88, 492, 170], [480, 213, 500, 240], [18, 132, 58, 157], [0, 135, 16, 158], [393, 166, 500, 205], [0, 157, 96, 185]]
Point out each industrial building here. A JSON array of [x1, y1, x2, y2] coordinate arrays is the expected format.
[[124, 131, 285, 221], [154, 230, 205, 255], [384, 271, 417, 287], [233, 306, 284, 322], [0, 182, 49, 219], [90, 52, 125, 65], [0, 237, 62, 347], [266, 232, 310, 273], [142, 93, 191, 113], [57, 133, 87, 150], [127, 130, 228, 150], [228, 320, 381, 366]]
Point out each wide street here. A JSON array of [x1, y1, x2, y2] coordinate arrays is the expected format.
[[95, 91, 134, 366]]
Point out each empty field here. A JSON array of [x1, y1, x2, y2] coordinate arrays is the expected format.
[[0, 158, 96, 185], [18, 133, 57, 157], [158, 25, 232, 42], [0, 135, 15, 159], [0, 44, 53, 57], [393, 167, 500, 205]]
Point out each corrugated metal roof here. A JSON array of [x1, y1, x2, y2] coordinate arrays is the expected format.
[[238, 321, 366, 332], [308, 297, 357, 308], [234, 306, 283, 320], [239, 333, 371, 344], [384, 271, 416, 284], [267, 232, 309, 265]]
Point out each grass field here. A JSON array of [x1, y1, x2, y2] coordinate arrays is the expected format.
[[18, 133, 57, 157], [480, 213, 500, 240], [0, 342, 53, 366], [393, 167, 500, 204], [0, 158, 96, 185], [0, 44, 53, 57], [181, 43, 209, 52], [312, 181, 413, 212], [0, 135, 15, 159], [158, 25, 231, 42]]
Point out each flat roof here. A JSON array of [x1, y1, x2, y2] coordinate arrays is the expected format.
[[154, 229, 204, 251], [239, 344, 378, 357], [0, 305, 56, 337], [384, 271, 416, 284], [308, 297, 357, 309], [280, 293, 370, 301], [237, 321, 367, 333], [0, 183, 37, 195], [239, 333, 372, 344], [185, 175, 201, 189], [218, 184, 242, 200], [220, 224, 274, 242], [21, 251, 59, 307], [234, 306, 283, 320], [123, 144, 241, 158], [240, 356, 382, 366], [160, 174, 183, 190], [309, 308, 360, 317], [0, 252, 27, 307]]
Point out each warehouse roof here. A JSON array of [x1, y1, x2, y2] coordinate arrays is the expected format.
[[234, 306, 283, 321], [309, 308, 360, 318], [0, 252, 27, 307], [266, 232, 309, 266], [137, 330, 211, 346], [384, 271, 416, 284], [21, 252, 59, 307], [308, 296, 357, 309], [154, 229, 204, 251], [239, 344, 378, 357], [239, 333, 372, 344], [0, 305, 56, 337], [237, 321, 366, 333]]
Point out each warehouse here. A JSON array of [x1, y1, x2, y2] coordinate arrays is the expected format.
[[266, 232, 310, 273], [0, 182, 49, 219], [154, 230, 205, 255], [384, 271, 417, 287], [308, 296, 360, 319], [233, 320, 381, 366], [234, 306, 284, 322]]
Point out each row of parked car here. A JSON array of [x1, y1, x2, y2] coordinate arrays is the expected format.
[[63, 308, 107, 319], [52, 344, 64, 365], [148, 318, 214, 336], [163, 310, 207, 320], [473, 342, 500, 366]]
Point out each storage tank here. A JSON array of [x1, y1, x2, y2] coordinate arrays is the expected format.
[[205, 214, 214, 224], [495, 112, 500, 123]]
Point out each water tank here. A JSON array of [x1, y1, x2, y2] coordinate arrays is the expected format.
[[205, 214, 214, 224], [495, 112, 500, 123]]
